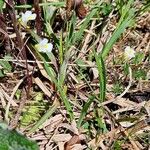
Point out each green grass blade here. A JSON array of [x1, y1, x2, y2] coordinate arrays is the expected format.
[[58, 49, 71, 86], [101, 14, 135, 59], [57, 86, 74, 120], [43, 60, 57, 82], [45, 23, 60, 49], [58, 61, 67, 86], [101, 1, 135, 59], [15, 2, 64, 9], [44, 61, 74, 120], [59, 32, 63, 65], [72, 8, 98, 44], [67, 13, 77, 46], [95, 53, 106, 102], [94, 108, 108, 133], [77, 96, 95, 128]]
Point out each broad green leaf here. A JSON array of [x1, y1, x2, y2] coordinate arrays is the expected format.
[[0, 124, 39, 150]]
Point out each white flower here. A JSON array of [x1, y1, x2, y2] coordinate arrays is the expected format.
[[19, 11, 36, 27], [124, 46, 135, 60], [35, 38, 53, 53]]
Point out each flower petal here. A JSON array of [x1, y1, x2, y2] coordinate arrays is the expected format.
[[19, 11, 36, 27], [46, 43, 53, 53], [25, 11, 32, 16], [40, 38, 48, 45], [35, 38, 53, 53], [124, 46, 135, 60], [28, 14, 37, 20]]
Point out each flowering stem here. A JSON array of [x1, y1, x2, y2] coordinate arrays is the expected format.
[[26, 28, 41, 42]]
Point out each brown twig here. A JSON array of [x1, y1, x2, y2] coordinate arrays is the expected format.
[[6, 0, 32, 128], [6, 0, 24, 58], [34, 0, 42, 36], [0, 13, 11, 53]]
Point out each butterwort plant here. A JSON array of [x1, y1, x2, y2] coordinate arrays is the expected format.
[[18, 11, 53, 53], [35, 38, 53, 53], [19, 10, 36, 27], [123, 46, 136, 76], [124, 46, 136, 60]]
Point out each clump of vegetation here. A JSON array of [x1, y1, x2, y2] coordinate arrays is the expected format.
[[0, 0, 149, 149]]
